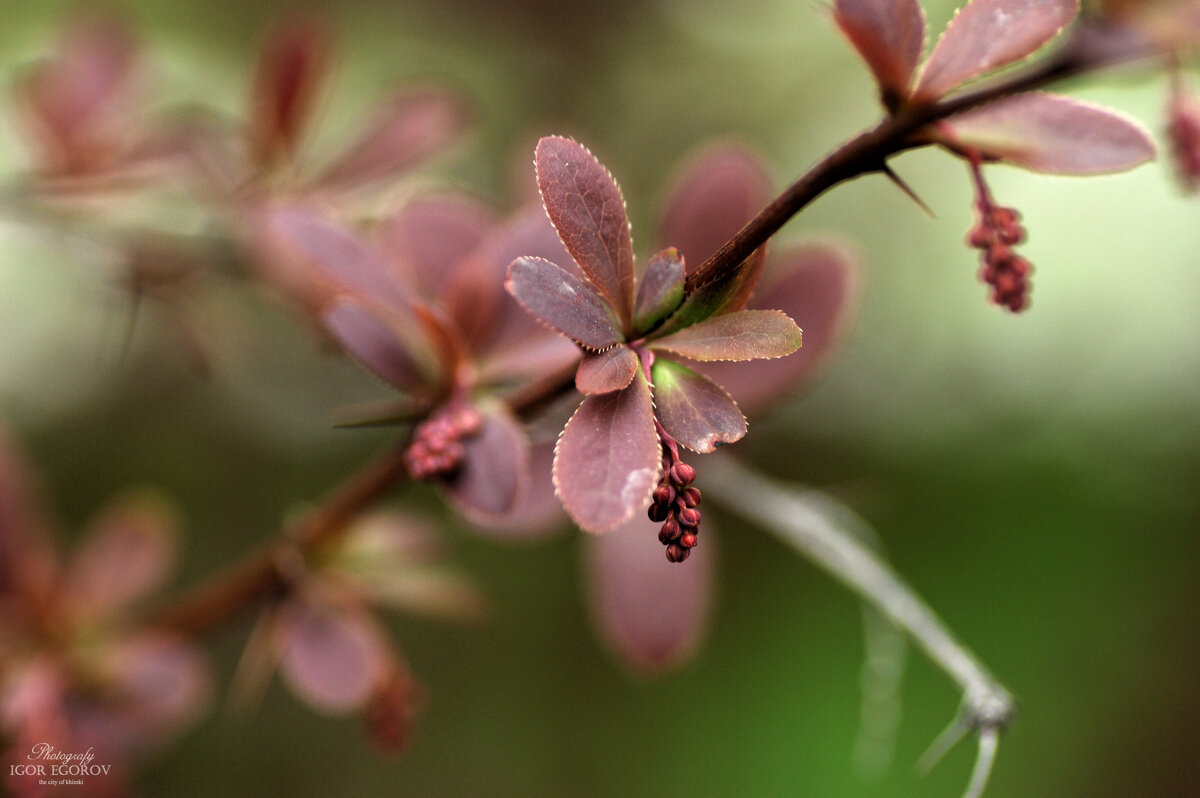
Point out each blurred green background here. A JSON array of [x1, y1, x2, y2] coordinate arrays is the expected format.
[[2, 0, 1199, 796]]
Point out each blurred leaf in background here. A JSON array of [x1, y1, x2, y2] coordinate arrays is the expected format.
[[1, 0, 1199, 796]]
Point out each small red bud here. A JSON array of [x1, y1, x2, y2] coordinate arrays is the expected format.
[[454, 406, 483, 436], [679, 532, 698, 548], [681, 486, 701, 508], [678, 507, 701, 528], [967, 227, 990, 249], [991, 207, 1018, 226], [992, 270, 1020, 297], [647, 501, 669, 523], [665, 544, 689, 563], [658, 519, 681, 544], [999, 226, 1024, 246], [671, 462, 696, 485]]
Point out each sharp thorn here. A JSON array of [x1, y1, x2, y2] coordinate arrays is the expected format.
[[882, 163, 936, 219]]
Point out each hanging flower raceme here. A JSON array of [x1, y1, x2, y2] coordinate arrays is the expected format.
[[251, 194, 579, 526], [964, 157, 1032, 312], [0, 433, 211, 797], [833, 0, 1157, 311], [504, 137, 804, 557]]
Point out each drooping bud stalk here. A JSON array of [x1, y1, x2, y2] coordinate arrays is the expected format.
[[648, 419, 702, 563], [403, 403, 482, 480], [1167, 62, 1200, 192], [965, 158, 1032, 313], [363, 671, 419, 754]]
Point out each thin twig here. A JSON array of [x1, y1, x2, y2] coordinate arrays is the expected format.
[[964, 728, 1002, 798], [148, 439, 414, 635], [148, 358, 582, 636], [701, 457, 1014, 794]]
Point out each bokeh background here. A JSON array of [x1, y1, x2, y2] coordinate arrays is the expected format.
[[2, 0, 1199, 796]]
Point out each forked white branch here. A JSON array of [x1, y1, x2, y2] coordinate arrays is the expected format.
[[703, 456, 1014, 798]]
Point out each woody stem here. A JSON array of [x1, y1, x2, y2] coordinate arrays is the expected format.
[[685, 23, 1159, 293]]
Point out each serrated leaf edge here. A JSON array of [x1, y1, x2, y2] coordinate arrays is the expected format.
[[649, 357, 749, 454], [647, 309, 804, 362], [534, 136, 637, 327], [551, 371, 662, 534]]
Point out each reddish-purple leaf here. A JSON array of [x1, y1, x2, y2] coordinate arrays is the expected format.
[[468, 442, 566, 540], [330, 513, 486, 619], [576, 345, 639, 395], [249, 16, 331, 167], [253, 203, 396, 304], [375, 194, 496, 300], [330, 512, 438, 564], [649, 309, 802, 362], [443, 402, 530, 521], [99, 634, 212, 744], [315, 87, 470, 191], [651, 359, 747, 453], [477, 329, 583, 386], [505, 257, 623, 350], [943, 92, 1156, 174], [411, 303, 468, 390], [554, 371, 661, 533], [658, 145, 772, 275], [14, 15, 138, 175], [653, 247, 768, 337], [475, 206, 580, 353], [585, 512, 713, 673], [322, 297, 429, 392], [279, 602, 389, 714], [359, 565, 485, 622], [834, 0, 927, 99], [915, 0, 1078, 100], [696, 243, 860, 414], [633, 248, 686, 336], [375, 195, 503, 358], [65, 493, 177, 614], [535, 136, 635, 331], [228, 608, 286, 713]]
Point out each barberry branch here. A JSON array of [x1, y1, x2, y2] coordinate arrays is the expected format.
[[143, 20, 1162, 644], [149, 438, 413, 635], [685, 21, 1156, 293], [701, 456, 1012, 797], [148, 358, 581, 636]]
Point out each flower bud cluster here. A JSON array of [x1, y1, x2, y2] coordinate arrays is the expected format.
[[364, 672, 418, 754], [403, 405, 483, 480], [647, 434, 702, 563], [967, 195, 1031, 313], [1168, 83, 1200, 192]]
